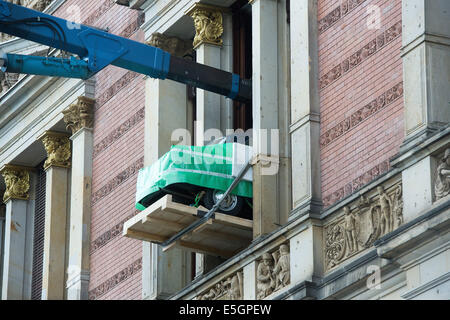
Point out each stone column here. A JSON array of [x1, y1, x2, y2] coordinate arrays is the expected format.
[[0, 165, 32, 300], [187, 3, 226, 146], [289, 0, 322, 219], [37, 131, 71, 300], [63, 96, 95, 300], [186, 3, 233, 277], [401, 0, 450, 148], [142, 34, 192, 300], [249, 0, 280, 237]]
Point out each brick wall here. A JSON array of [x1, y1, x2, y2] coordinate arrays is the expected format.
[[53, 0, 145, 300], [318, 0, 404, 208]]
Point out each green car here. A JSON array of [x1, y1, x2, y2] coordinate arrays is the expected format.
[[135, 138, 253, 218]]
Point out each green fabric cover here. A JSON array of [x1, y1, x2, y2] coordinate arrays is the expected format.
[[135, 143, 253, 211]]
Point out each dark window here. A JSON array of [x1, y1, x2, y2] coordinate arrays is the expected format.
[[31, 162, 46, 300], [232, 0, 253, 131]]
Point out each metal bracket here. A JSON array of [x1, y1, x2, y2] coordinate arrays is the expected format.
[[77, 29, 129, 74]]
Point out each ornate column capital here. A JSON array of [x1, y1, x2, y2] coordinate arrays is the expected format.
[[38, 131, 72, 170], [63, 96, 95, 135], [0, 165, 32, 203], [186, 3, 225, 49], [147, 33, 194, 58]]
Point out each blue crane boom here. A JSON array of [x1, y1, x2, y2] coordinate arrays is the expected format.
[[0, 0, 251, 102]]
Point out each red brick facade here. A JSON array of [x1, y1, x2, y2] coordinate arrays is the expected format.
[[53, 0, 145, 300], [318, 0, 404, 208]]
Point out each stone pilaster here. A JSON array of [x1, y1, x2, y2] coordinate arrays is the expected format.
[[38, 131, 71, 300], [249, 0, 280, 237], [289, 0, 322, 219], [395, 1, 450, 224], [142, 73, 192, 300], [186, 3, 229, 146], [142, 33, 193, 298], [0, 165, 33, 300], [186, 3, 234, 275], [401, 0, 450, 148], [64, 97, 95, 300]]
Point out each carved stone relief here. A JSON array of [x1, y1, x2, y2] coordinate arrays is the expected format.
[[197, 270, 243, 300], [62, 96, 95, 135], [325, 182, 404, 271], [0, 165, 31, 202], [256, 243, 290, 300], [435, 148, 450, 201], [40, 132, 72, 170], [186, 4, 224, 49], [0, 73, 19, 95], [147, 33, 194, 59]]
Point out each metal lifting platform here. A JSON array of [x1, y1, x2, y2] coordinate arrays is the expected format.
[[123, 195, 253, 258]]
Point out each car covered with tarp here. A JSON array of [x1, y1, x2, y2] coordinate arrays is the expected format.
[[135, 135, 253, 218]]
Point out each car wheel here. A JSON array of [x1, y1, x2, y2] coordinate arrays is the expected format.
[[203, 189, 244, 217]]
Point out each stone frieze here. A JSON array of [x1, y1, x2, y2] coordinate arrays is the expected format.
[[324, 182, 403, 271]]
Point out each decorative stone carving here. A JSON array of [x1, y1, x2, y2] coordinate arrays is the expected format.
[[378, 185, 393, 236], [186, 4, 224, 49], [325, 182, 404, 271], [272, 244, 290, 291], [435, 148, 450, 200], [197, 270, 243, 300], [0, 165, 31, 202], [392, 185, 404, 229], [343, 206, 358, 255], [28, 0, 52, 12], [40, 131, 72, 170], [0, 73, 19, 94], [325, 223, 346, 270], [257, 253, 275, 299], [63, 96, 95, 135], [256, 244, 290, 300], [147, 33, 194, 58]]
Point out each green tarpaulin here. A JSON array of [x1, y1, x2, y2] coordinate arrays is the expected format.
[[135, 143, 253, 211]]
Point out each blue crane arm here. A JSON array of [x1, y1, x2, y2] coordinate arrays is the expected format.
[[1, 53, 93, 79], [0, 0, 251, 102]]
